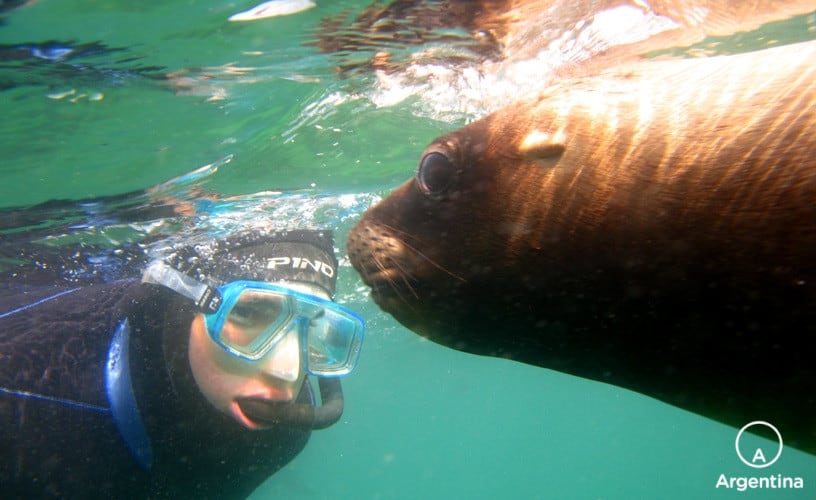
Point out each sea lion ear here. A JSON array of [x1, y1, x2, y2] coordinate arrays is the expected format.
[[518, 130, 566, 160]]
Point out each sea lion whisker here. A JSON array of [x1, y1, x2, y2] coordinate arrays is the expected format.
[[369, 251, 419, 304], [380, 223, 468, 283], [403, 244, 467, 283], [377, 221, 428, 246], [388, 255, 422, 301]]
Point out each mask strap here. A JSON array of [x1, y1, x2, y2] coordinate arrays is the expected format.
[[141, 261, 222, 314]]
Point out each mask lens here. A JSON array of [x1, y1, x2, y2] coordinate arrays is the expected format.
[[218, 289, 293, 358], [305, 305, 364, 376]]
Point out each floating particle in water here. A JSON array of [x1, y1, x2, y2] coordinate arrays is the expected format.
[[228, 0, 315, 22], [46, 89, 76, 100]]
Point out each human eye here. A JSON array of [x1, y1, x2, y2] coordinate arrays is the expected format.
[[229, 302, 269, 327], [228, 293, 284, 329]]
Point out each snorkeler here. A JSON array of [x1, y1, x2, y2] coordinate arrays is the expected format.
[[0, 229, 364, 498]]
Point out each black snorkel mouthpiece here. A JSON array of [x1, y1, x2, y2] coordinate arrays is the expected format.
[[236, 377, 344, 430]]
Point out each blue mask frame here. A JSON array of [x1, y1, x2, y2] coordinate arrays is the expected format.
[[142, 261, 365, 377], [205, 280, 365, 376]]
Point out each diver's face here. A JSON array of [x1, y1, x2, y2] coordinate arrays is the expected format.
[[188, 282, 325, 429]]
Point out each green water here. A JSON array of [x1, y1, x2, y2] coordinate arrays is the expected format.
[[2, 1, 814, 498]]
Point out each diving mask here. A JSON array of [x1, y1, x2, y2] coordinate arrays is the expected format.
[[142, 261, 364, 377]]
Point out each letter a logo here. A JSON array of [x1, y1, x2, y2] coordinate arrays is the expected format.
[[735, 421, 783, 469]]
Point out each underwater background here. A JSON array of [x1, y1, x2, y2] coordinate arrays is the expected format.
[[1, 1, 814, 498]]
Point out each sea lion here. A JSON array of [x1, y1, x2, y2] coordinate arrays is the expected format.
[[347, 41, 816, 454], [315, 1, 816, 118], [317, 0, 816, 71]]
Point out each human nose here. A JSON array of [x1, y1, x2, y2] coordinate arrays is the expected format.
[[257, 327, 302, 382]]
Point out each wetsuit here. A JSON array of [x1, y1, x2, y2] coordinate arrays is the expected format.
[[0, 279, 312, 499]]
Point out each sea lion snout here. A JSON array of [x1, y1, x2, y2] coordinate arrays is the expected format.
[[348, 133, 486, 307], [346, 207, 440, 310], [346, 220, 409, 296]]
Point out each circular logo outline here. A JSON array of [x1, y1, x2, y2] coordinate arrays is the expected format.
[[735, 421, 783, 469]]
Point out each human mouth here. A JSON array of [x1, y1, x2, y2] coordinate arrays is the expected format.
[[229, 400, 260, 429], [234, 396, 297, 428]]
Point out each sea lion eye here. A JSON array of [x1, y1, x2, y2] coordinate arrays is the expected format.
[[417, 151, 455, 197]]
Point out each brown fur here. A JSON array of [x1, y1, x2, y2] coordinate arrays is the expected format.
[[348, 41, 816, 453]]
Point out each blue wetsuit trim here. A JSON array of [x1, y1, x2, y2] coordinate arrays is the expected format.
[[0, 286, 107, 412], [0, 386, 109, 412], [0, 287, 81, 319], [0, 286, 154, 469], [106, 318, 154, 470]]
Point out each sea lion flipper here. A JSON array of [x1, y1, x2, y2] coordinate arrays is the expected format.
[[518, 129, 566, 161]]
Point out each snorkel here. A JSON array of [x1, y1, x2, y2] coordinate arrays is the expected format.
[[236, 376, 344, 430], [144, 230, 362, 431]]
